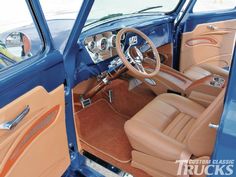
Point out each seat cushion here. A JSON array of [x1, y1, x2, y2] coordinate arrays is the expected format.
[[124, 93, 205, 161]]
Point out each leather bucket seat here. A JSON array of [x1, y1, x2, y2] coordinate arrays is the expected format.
[[125, 89, 225, 177]]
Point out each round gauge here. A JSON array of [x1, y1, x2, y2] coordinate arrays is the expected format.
[[97, 37, 108, 51], [87, 41, 96, 52], [108, 35, 117, 48]]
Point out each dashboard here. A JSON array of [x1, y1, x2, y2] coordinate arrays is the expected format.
[[84, 30, 125, 64], [75, 15, 174, 85]]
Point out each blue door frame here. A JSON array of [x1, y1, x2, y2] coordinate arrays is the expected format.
[[211, 47, 236, 176], [62, 0, 105, 176]]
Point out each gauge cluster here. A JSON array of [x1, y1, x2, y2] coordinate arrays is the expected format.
[[84, 31, 125, 64]]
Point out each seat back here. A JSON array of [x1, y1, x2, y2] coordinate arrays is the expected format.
[[186, 89, 226, 157]]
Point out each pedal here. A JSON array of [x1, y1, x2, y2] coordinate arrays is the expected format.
[[80, 98, 91, 108], [108, 90, 113, 103], [128, 78, 142, 91]]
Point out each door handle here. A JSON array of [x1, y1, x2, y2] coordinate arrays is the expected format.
[[208, 123, 219, 130], [207, 25, 236, 31], [0, 105, 30, 130]]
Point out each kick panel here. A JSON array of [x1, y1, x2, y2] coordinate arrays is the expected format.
[[0, 85, 69, 177]]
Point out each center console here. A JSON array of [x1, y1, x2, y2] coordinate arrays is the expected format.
[[185, 75, 225, 106], [142, 64, 226, 107]]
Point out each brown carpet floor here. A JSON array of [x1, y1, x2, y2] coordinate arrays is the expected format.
[[74, 79, 155, 176], [104, 79, 156, 117], [76, 99, 132, 163]]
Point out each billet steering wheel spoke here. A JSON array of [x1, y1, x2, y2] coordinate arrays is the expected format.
[[133, 61, 147, 74]]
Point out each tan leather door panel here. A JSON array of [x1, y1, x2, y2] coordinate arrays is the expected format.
[[180, 19, 236, 72], [0, 85, 70, 177]]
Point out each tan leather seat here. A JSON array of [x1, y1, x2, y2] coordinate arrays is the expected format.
[[183, 64, 229, 81], [125, 89, 225, 177]]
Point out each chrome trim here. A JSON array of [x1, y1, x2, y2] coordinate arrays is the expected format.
[[207, 25, 236, 31], [208, 123, 219, 130], [0, 105, 30, 130], [97, 37, 108, 51]]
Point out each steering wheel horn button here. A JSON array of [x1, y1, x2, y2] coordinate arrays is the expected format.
[[129, 35, 138, 46]]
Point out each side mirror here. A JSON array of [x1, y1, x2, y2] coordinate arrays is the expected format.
[[5, 32, 32, 58]]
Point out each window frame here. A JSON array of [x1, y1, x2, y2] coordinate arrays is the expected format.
[[0, 0, 47, 74]]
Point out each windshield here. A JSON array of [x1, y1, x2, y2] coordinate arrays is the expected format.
[[86, 0, 180, 25]]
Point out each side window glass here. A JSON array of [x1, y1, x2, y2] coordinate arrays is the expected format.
[[0, 1, 43, 71], [193, 0, 236, 13]]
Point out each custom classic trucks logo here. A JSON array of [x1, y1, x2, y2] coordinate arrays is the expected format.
[[176, 159, 234, 176]]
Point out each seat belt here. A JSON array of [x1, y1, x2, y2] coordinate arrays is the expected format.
[[177, 151, 192, 177]]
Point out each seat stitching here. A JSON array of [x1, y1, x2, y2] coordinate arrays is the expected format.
[[172, 114, 192, 139], [175, 116, 193, 142], [160, 111, 181, 132], [162, 113, 186, 135], [182, 119, 196, 144]]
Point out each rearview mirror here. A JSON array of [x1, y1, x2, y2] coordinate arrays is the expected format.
[[5, 32, 32, 58]]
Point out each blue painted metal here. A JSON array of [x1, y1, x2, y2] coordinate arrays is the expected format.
[[184, 8, 236, 32], [0, 51, 66, 108], [210, 47, 236, 177], [64, 0, 95, 88], [0, 0, 65, 108], [63, 0, 95, 151], [76, 17, 174, 84], [172, 0, 197, 70], [26, 0, 55, 51], [62, 0, 105, 176], [82, 15, 173, 37]]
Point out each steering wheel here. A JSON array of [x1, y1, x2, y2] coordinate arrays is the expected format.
[[116, 28, 161, 78]]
